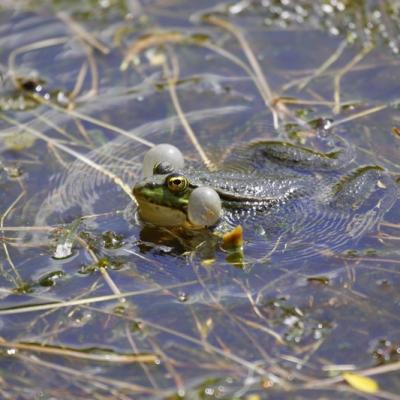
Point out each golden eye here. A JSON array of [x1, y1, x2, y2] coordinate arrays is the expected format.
[[166, 174, 188, 193]]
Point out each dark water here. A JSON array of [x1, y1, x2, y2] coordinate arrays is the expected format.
[[0, 1, 399, 399]]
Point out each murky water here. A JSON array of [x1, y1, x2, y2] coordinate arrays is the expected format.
[[0, 1, 399, 399]]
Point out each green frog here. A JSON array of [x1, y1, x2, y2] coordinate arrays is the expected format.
[[133, 138, 398, 263]]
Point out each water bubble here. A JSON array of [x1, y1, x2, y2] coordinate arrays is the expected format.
[[255, 225, 266, 236], [102, 231, 124, 249], [329, 27, 340, 36], [39, 270, 65, 287], [322, 4, 333, 13], [228, 1, 249, 15], [56, 91, 69, 106], [53, 242, 73, 259], [99, 0, 110, 8], [67, 309, 92, 327], [178, 292, 188, 302]]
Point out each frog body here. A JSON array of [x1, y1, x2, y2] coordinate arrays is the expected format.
[[133, 139, 398, 262]]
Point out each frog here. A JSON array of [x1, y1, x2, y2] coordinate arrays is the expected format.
[[133, 136, 398, 264]]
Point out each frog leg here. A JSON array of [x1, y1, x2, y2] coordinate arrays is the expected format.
[[327, 165, 398, 239], [248, 136, 353, 171], [222, 136, 353, 174]]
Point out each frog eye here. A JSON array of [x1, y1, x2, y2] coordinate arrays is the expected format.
[[166, 174, 188, 193], [153, 161, 174, 175]]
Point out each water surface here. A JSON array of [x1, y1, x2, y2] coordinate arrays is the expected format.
[[0, 1, 399, 399]]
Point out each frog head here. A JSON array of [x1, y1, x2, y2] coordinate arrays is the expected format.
[[133, 162, 194, 226]]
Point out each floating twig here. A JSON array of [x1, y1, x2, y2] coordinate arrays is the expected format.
[[0, 337, 157, 364]]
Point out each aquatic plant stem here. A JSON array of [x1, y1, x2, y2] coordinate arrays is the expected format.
[[204, 15, 273, 104], [163, 54, 215, 170], [297, 39, 348, 91], [124, 324, 160, 390], [333, 44, 373, 114], [17, 354, 162, 396], [31, 110, 89, 146], [203, 15, 281, 127], [302, 361, 400, 398], [199, 41, 273, 108], [0, 113, 137, 204], [146, 335, 185, 395], [0, 337, 157, 363], [121, 31, 186, 70], [0, 191, 24, 286], [69, 62, 88, 100], [7, 35, 153, 147], [121, 30, 274, 118], [143, 319, 284, 384], [0, 226, 54, 232], [0, 281, 199, 315], [331, 104, 388, 127], [8, 37, 70, 87], [57, 12, 110, 55], [27, 98, 154, 148], [80, 44, 100, 98], [76, 236, 125, 302]]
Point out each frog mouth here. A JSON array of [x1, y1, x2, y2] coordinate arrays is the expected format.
[[133, 191, 188, 227]]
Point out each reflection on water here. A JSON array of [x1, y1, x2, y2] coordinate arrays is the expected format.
[[0, 1, 399, 398]]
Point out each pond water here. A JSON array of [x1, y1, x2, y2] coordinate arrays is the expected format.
[[0, 1, 399, 399]]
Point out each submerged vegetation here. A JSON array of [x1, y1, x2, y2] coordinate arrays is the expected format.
[[0, 0, 399, 399], [224, 0, 400, 53]]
